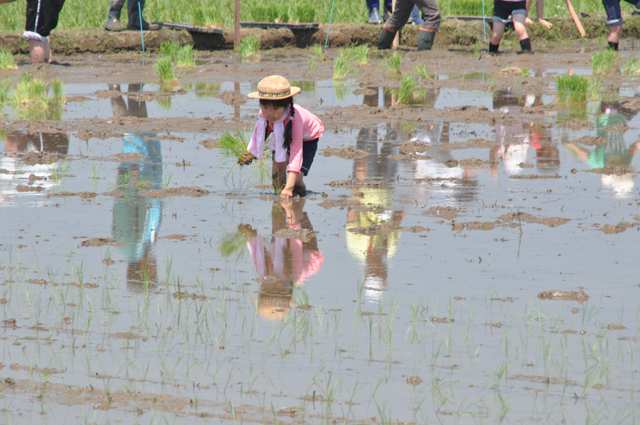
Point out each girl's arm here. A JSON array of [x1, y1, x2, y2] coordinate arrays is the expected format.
[[281, 114, 305, 198]]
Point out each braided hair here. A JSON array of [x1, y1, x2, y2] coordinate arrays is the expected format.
[[259, 97, 296, 150]]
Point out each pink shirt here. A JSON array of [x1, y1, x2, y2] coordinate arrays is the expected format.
[[266, 104, 324, 174]]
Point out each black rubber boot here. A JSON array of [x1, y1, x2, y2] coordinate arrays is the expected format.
[[127, 0, 159, 30], [378, 27, 396, 50], [417, 30, 436, 51]]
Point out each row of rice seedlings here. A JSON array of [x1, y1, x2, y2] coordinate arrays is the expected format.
[[0, 0, 610, 31], [155, 42, 195, 84], [238, 35, 261, 59], [250, 4, 316, 23]]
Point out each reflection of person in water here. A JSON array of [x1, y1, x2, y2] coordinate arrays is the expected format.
[[348, 123, 406, 303], [108, 84, 163, 292], [0, 130, 69, 204], [566, 100, 640, 198], [490, 90, 559, 177], [244, 199, 323, 320]]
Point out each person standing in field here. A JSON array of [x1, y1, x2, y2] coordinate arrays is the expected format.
[[601, 0, 640, 51], [0, 0, 66, 63], [377, 0, 441, 51], [104, 0, 159, 31], [246, 75, 324, 198], [489, 0, 532, 53]]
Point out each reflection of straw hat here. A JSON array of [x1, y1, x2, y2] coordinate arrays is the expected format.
[[247, 75, 301, 100], [257, 278, 296, 321]]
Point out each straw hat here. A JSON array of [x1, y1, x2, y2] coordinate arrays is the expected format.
[[247, 75, 301, 100]]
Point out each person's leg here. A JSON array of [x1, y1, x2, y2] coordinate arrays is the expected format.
[[411, 5, 423, 25], [490, 22, 505, 52], [378, 0, 413, 49], [127, 0, 159, 30], [511, 9, 531, 52], [490, 0, 510, 52], [602, 0, 623, 50], [27, 39, 49, 63], [415, 0, 440, 50], [367, 0, 383, 23], [105, 0, 126, 31]]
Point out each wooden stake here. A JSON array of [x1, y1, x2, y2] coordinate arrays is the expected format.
[[565, 0, 585, 38], [234, 0, 241, 49]]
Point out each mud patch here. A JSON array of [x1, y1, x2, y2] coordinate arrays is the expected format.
[[81, 237, 122, 247], [318, 199, 384, 213], [599, 222, 635, 234], [217, 91, 246, 106], [586, 164, 633, 176], [405, 226, 430, 233], [114, 152, 147, 161], [570, 136, 608, 146], [321, 147, 370, 159], [16, 185, 44, 192], [562, 119, 594, 130], [23, 151, 60, 165], [424, 206, 461, 220], [328, 179, 389, 189], [452, 221, 495, 231], [48, 191, 97, 199], [77, 129, 123, 141], [509, 174, 561, 179], [499, 212, 569, 227], [348, 224, 398, 236], [274, 228, 318, 242], [199, 138, 218, 149], [538, 290, 589, 304], [142, 186, 210, 198]]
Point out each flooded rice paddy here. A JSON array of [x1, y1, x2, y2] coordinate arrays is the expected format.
[[1, 47, 640, 424]]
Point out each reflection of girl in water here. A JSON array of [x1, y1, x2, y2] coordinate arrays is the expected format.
[[111, 133, 163, 290], [245, 200, 323, 320]]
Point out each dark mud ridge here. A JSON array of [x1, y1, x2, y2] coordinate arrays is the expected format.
[[0, 18, 631, 54]]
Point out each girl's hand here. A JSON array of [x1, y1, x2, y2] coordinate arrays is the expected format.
[[280, 187, 294, 198]]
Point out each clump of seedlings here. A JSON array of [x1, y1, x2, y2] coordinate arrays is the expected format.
[[176, 45, 196, 68], [311, 44, 324, 61], [155, 56, 177, 84], [0, 48, 18, 70], [219, 129, 264, 166], [333, 48, 353, 80], [10, 73, 64, 120], [413, 64, 431, 80], [556, 75, 588, 102], [396, 76, 422, 104], [592, 49, 617, 74], [383, 52, 403, 77], [238, 35, 261, 59]]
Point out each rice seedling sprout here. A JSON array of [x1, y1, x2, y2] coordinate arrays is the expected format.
[[176, 45, 196, 68], [556, 75, 588, 102], [0, 48, 18, 70], [238, 35, 261, 58], [155, 56, 177, 84]]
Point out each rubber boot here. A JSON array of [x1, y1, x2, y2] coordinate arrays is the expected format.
[[417, 30, 436, 51], [378, 27, 396, 50], [104, 0, 126, 31], [127, 0, 159, 30]]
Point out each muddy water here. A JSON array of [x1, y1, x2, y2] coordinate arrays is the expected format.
[[1, 50, 640, 424]]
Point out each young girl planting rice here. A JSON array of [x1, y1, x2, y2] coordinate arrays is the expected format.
[[247, 75, 324, 198]]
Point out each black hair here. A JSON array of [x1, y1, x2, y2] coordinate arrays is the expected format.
[[259, 97, 296, 150]]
